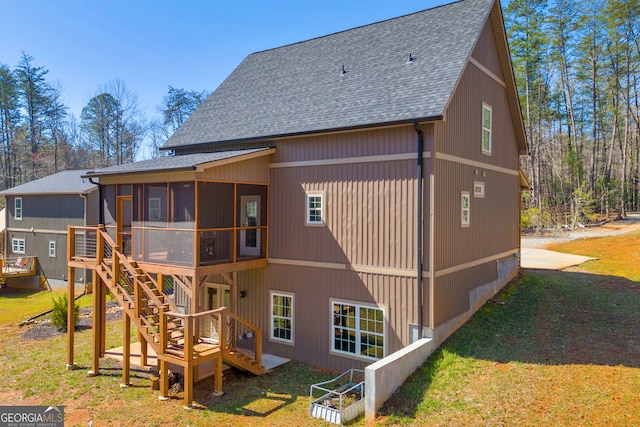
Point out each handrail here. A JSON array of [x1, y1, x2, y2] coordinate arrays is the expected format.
[[138, 279, 168, 311], [165, 307, 226, 319]]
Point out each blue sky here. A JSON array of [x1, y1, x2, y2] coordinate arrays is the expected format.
[[1, 0, 449, 122]]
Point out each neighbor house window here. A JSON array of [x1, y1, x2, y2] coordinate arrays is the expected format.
[[49, 241, 56, 258], [482, 103, 492, 154], [15, 197, 22, 220], [12, 238, 25, 254], [306, 192, 324, 225], [461, 191, 471, 227], [332, 300, 385, 360], [271, 292, 294, 343], [474, 181, 485, 198]]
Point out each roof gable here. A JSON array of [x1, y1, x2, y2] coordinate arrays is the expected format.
[[164, 0, 496, 150]]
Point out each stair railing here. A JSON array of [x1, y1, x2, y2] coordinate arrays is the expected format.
[[226, 311, 263, 368]]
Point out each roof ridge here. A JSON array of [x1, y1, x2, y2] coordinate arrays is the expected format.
[[249, 0, 465, 56]]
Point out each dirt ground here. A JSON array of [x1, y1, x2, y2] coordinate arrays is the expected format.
[[521, 212, 640, 249]]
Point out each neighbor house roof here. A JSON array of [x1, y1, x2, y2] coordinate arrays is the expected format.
[[163, 0, 503, 150], [0, 170, 97, 196], [83, 148, 275, 178]]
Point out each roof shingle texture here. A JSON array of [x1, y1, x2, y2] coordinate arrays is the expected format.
[[83, 148, 271, 177], [163, 0, 493, 149], [0, 170, 96, 195]]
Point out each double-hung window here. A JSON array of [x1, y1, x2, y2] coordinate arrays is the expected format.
[[332, 300, 385, 360], [49, 241, 56, 258], [482, 103, 492, 155], [461, 191, 471, 227], [271, 292, 293, 343], [306, 192, 323, 225], [12, 238, 25, 254], [15, 197, 22, 220]]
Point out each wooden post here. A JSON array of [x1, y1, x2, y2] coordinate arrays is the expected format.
[[66, 264, 76, 370], [100, 270, 106, 356], [88, 274, 101, 377], [183, 317, 194, 409], [158, 359, 169, 401], [121, 312, 130, 387], [214, 356, 223, 395], [157, 273, 164, 294]]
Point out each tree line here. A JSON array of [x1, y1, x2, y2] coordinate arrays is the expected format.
[[505, 0, 640, 228], [0, 52, 208, 190]]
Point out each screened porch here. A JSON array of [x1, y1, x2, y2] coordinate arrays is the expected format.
[[102, 180, 268, 269]]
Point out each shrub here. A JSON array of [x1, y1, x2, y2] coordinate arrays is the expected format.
[[51, 293, 79, 331]]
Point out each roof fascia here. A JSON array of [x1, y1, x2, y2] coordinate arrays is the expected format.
[[194, 148, 275, 172], [164, 116, 444, 153]]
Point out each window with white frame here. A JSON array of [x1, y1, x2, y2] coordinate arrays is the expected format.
[[148, 197, 162, 220], [332, 300, 385, 360], [482, 103, 492, 154], [474, 181, 485, 198], [306, 192, 323, 225], [49, 241, 56, 258], [271, 292, 294, 343], [461, 191, 471, 227], [15, 197, 22, 220], [12, 238, 25, 254]]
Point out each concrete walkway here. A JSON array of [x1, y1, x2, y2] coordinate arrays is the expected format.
[[521, 247, 597, 270]]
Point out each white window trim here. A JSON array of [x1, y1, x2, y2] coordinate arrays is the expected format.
[[482, 102, 492, 155], [330, 298, 386, 361], [148, 197, 162, 220], [270, 291, 294, 345], [49, 241, 56, 258], [305, 191, 325, 226], [15, 197, 22, 221], [461, 191, 471, 228], [474, 181, 485, 198], [12, 238, 25, 254]]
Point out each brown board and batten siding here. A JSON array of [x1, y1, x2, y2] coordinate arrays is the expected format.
[[193, 125, 430, 368], [268, 125, 427, 270], [431, 15, 521, 326], [236, 264, 419, 372]]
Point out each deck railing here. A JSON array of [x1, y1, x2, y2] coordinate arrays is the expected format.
[[1, 256, 37, 276]]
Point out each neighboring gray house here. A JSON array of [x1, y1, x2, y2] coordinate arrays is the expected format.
[[1, 170, 98, 282]]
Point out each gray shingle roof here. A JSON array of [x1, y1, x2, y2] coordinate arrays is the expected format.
[[163, 0, 494, 150], [83, 148, 273, 177], [0, 170, 97, 195]]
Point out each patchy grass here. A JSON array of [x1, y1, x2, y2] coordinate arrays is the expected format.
[[2, 230, 640, 426], [0, 288, 91, 325], [548, 229, 640, 281], [379, 233, 640, 426]]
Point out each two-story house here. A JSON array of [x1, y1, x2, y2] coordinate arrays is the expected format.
[[66, 0, 528, 408], [1, 170, 98, 288]]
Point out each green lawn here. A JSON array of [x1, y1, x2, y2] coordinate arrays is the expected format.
[[1, 231, 639, 425]]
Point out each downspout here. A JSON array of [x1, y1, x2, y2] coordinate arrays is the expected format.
[[88, 177, 103, 225], [413, 123, 424, 338]]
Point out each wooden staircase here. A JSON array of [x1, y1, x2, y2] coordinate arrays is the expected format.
[[93, 228, 265, 375]]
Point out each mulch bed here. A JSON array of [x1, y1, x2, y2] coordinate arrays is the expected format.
[[20, 301, 123, 341]]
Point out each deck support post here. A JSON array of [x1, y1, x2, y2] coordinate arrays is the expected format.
[[121, 313, 130, 387], [139, 334, 148, 366], [214, 356, 223, 395], [88, 275, 101, 377], [66, 264, 76, 370], [158, 359, 169, 401], [101, 271, 106, 356], [183, 316, 194, 408]]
